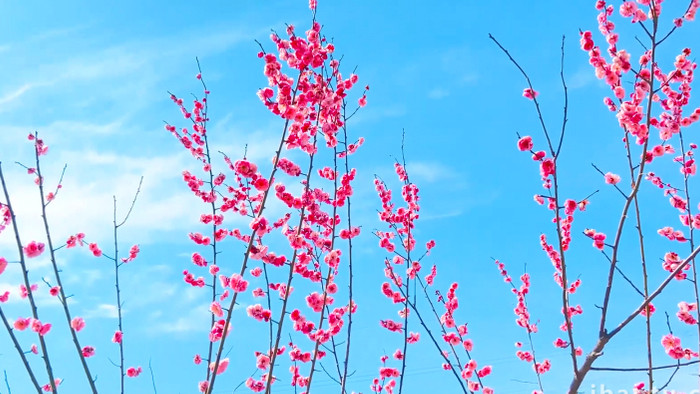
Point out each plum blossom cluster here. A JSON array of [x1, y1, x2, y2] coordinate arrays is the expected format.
[[0, 204, 11, 235], [373, 163, 492, 393], [517, 136, 554, 189], [661, 333, 698, 360], [583, 228, 607, 250], [370, 355, 400, 394], [13, 317, 51, 336], [165, 2, 367, 392], [23, 240, 45, 258], [662, 251, 692, 280], [495, 261, 536, 334], [676, 301, 697, 324], [582, 1, 700, 146], [495, 259, 574, 380]]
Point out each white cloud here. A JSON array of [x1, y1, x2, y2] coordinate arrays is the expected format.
[[405, 161, 460, 183], [149, 304, 210, 335], [0, 149, 198, 250], [0, 84, 33, 106], [427, 88, 449, 100], [0, 115, 299, 257], [65, 268, 103, 287], [351, 104, 407, 125], [420, 209, 464, 221], [83, 303, 119, 319], [568, 66, 597, 89], [26, 25, 92, 44], [156, 315, 206, 334], [44, 119, 126, 137]]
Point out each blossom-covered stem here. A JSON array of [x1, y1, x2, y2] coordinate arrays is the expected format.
[[598, 5, 659, 343], [516, 282, 545, 391], [398, 250, 411, 388], [307, 137, 342, 392], [192, 65, 220, 383], [552, 34, 579, 377], [113, 197, 126, 394], [398, 264, 410, 394], [526, 326, 545, 391], [549, 89, 579, 380], [112, 177, 142, 394], [262, 263, 274, 350], [551, 181, 580, 376], [0, 163, 57, 393], [0, 295, 42, 392], [415, 277, 463, 371], [265, 135, 318, 394], [320, 305, 344, 383], [572, 6, 664, 391], [339, 111, 355, 394], [306, 251, 337, 390], [33, 138, 97, 394], [202, 138, 218, 384], [375, 173, 470, 391], [34, 146, 97, 394], [399, 176, 411, 394], [491, 32, 579, 374], [392, 273, 469, 393], [492, 266, 543, 391], [207, 184, 268, 394], [205, 69, 304, 394], [395, 141, 413, 394], [678, 130, 700, 380], [617, 71, 655, 387]]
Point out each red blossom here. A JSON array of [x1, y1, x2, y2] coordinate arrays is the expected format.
[[522, 88, 539, 100]]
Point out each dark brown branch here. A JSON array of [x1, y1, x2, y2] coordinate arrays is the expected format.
[[590, 359, 698, 372]]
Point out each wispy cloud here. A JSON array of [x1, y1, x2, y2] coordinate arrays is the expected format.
[[65, 269, 103, 287], [568, 66, 597, 89], [83, 303, 119, 319], [421, 210, 464, 221], [152, 312, 208, 334], [406, 161, 461, 183], [147, 296, 250, 336], [427, 88, 449, 100], [0, 84, 33, 106], [440, 46, 479, 85], [351, 104, 407, 125], [0, 19, 265, 149], [25, 25, 93, 44], [0, 151, 196, 249]]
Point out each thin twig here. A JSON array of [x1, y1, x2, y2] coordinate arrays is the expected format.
[[0, 161, 57, 394], [149, 358, 158, 394], [112, 177, 144, 394], [3, 370, 11, 394]]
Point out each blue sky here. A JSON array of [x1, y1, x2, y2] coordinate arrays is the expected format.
[[2, 1, 700, 393]]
